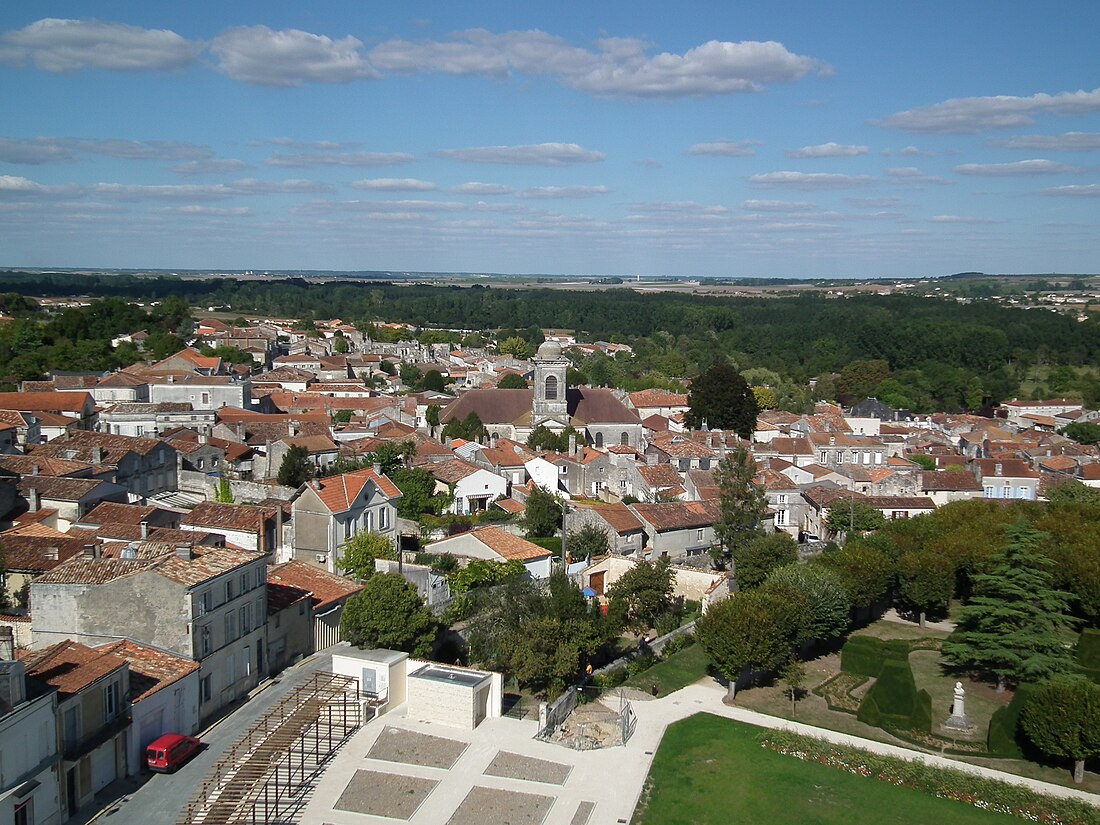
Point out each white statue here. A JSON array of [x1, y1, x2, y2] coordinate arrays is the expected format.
[[945, 680, 970, 730]]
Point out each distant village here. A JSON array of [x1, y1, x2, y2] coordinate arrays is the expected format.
[[1, 311, 1097, 822]]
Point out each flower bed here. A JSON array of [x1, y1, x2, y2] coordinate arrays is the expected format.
[[759, 729, 1098, 825], [813, 672, 868, 714]]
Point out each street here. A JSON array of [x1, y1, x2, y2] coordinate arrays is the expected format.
[[84, 649, 337, 825]]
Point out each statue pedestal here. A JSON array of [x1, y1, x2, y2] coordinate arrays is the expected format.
[[944, 681, 972, 731], [944, 713, 972, 731]]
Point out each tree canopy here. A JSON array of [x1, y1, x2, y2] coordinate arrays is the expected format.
[[276, 445, 313, 487], [338, 531, 397, 581], [606, 558, 675, 633], [733, 533, 798, 590], [684, 360, 758, 437], [340, 573, 435, 656], [1020, 676, 1100, 784], [713, 447, 768, 569], [524, 487, 563, 539]]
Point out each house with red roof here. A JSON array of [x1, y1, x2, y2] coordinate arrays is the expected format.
[[424, 526, 554, 579], [291, 468, 402, 573]]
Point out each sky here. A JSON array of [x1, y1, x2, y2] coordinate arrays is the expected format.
[[1, 2, 1098, 279]]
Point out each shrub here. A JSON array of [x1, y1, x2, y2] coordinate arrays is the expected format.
[[840, 636, 912, 678], [1076, 628, 1100, 684], [654, 611, 681, 638], [857, 658, 932, 733], [660, 633, 695, 658], [986, 682, 1037, 759]]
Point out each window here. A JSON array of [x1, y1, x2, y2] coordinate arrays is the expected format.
[[225, 611, 236, 643], [819, 451, 828, 463], [544, 375, 558, 400], [1019, 486, 1032, 500], [240, 573, 248, 594], [984, 486, 994, 497], [619, 479, 627, 489], [201, 392, 210, 405], [620, 432, 629, 446], [198, 590, 211, 616], [241, 646, 251, 678], [365, 510, 373, 532], [241, 602, 252, 635], [891, 511, 909, 520], [200, 675, 212, 702], [777, 494, 788, 505], [559, 464, 568, 475], [696, 529, 704, 541], [378, 507, 388, 530], [775, 510, 788, 526], [225, 578, 235, 602], [225, 655, 235, 685], [1002, 485, 1011, 499], [14, 799, 32, 825], [255, 567, 264, 588], [103, 680, 120, 720], [594, 433, 604, 448], [63, 705, 79, 748], [201, 625, 212, 656], [197, 458, 205, 470], [344, 518, 352, 539]]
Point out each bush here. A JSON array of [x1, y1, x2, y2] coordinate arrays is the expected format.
[[660, 632, 695, 658], [1076, 628, 1100, 684], [840, 636, 912, 678], [654, 611, 681, 638], [987, 682, 1037, 758], [857, 658, 932, 733], [594, 667, 629, 689], [626, 650, 659, 677]]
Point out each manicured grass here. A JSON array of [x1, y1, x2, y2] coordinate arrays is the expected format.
[[623, 644, 709, 697], [632, 714, 1022, 825]]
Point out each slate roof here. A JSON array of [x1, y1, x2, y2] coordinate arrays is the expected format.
[[441, 387, 639, 426], [920, 472, 982, 492]]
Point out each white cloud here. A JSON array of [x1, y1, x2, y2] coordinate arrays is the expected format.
[[0, 175, 48, 193], [954, 159, 1079, 176], [436, 143, 605, 166], [229, 179, 335, 194], [874, 87, 1100, 133], [447, 182, 515, 195], [1, 18, 199, 73], [749, 171, 874, 189], [267, 150, 413, 167], [173, 159, 252, 176], [900, 146, 934, 157], [155, 206, 252, 216], [628, 201, 731, 217], [929, 215, 1000, 224], [988, 132, 1100, 151], [1040, 184, 1100, 197], [516, 185, 609, 199], [741, 199, 814, 212], [210, 25, 377, 86], [350, 178, 437, 192], [785, 142, 869, 158], [687, 140, 759, 157], [847, 196, 903, 208], [884, 167, 949, 185], [0, 136, 211, 164], [369, 29, 827, 98]]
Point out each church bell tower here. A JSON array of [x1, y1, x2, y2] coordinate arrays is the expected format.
[[532, 340, 569, 423]]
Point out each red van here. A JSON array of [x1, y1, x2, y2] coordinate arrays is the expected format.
[[146, 733, 202, 773]]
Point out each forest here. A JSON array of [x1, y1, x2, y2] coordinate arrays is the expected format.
[[1, 270, 1098, 412]]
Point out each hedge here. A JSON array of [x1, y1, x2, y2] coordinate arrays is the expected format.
[[987, 683, 1038, 759], [1077, 629, 1100, 685], [759, 728, 1100, 825], [857, 658, 933, 733], [840, 636, 914, 678]]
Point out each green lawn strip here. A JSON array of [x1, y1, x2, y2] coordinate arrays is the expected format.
[[633, 713, 1033, 825], [622, 644, 709, 697]]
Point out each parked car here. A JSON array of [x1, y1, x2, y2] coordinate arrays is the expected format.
[[146, 733, 202, 773]]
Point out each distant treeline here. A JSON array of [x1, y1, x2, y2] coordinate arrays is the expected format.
[[2, 270, 1098, 410]]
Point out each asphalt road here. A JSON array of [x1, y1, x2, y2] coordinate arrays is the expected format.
[[88, 649, 336, 825]]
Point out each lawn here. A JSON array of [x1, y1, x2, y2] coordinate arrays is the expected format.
[[632, 713, 1024, 825], [623, 644, 709, 697]]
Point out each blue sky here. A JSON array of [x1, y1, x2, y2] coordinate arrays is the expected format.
[[1, 2, 1098, 278]]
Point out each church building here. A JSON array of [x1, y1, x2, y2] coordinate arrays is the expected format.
[[440, 341, 643, 448]]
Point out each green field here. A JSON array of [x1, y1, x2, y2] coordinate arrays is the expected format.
[[632, 713, 1022, 825], [623, 643, 709, 698]]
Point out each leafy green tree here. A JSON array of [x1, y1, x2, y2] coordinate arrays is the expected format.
[[498, 336, 530, 358], [1061, 422, 1100, 446], [896, 550, 955, 627], [340, 572, 434, 655], [780, 655, 808, 715], [215, 477, 234, 504], [526, 425, 579, 453], [379, 359, 396, 376], [606, 558, 674, 633], [837, 359, 890, 400], [524, 487, 563, 539], [390, 467, 445, 519], [907, 454, 937, 471], [497, 373, 528, 389], [332, 409, 353, 424], [825, 498, 886, 536], [276, 444, 313, 487], [685, 360, 758, 437], [713, 447, 768, 571], [399, 363, 422, 385], [338, 531, 398, 580], [696, 590, 793, 701], [565, 523, 611, 561], [332, 335, 349, 354], [449, 559, 526, 594], [1043, 480, 1100, 507], [942, 523, 1078, 692], [441, 411, 485, 443], [763, 564, 849, 645], [734, 533, 798, 590], [815, 541, 893, 614], [416, 369, 446, 392], [425, 403, 440, 432], [1020, 676, 1100, 784]]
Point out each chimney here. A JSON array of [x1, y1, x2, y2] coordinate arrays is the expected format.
[[236, 422, 246, 442], [274, 504, 284, 558], [91, 446, 104, 464], [167, 375, 174, 384], [31, 464, 38, 476], [198, 433, 207, 445], [372, 462, 382, 476], [568, 432, 577, 456], [288, 420, 298, 438], [829, 436, 836, 446], [995, 463, 1003, 476], [140, 520, 149, 539], [44, 546, 58, 561], [0, 659, 27, 709], [27, 487, 39, 512], [175, 544, 193, 560], [83, 543, 98, 559]]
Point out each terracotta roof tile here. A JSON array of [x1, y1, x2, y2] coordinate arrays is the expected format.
[[464, 526, 552, 561], [96, 639, 198, 702], [268, 560, 364, 612], [629, 500, 720, 532], [20, 640, 127, 701], [180, 502, 274, 533]]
